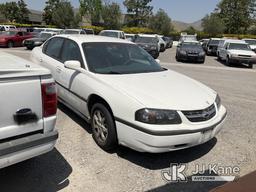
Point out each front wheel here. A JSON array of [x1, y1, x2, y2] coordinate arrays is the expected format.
[[226, 57, 230, 66], [7, 41, 14, 48], [91, 103, 117, 151]]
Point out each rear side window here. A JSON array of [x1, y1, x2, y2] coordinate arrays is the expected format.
[[45, 37, 64, 60], [60, 39, 84, 66]]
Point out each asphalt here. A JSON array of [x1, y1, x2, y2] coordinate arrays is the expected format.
[[0, 47, 255, 192]]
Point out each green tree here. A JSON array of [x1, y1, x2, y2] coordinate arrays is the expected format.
[[217, 0, 256, 34], [17, 0, 30, 23], [102, 2, 121, 29], [0, 2, 19, 22], [149, 9, 173, 35], [43, 0, 60, 25], [202, 13, 225, 35], [79, 0, 102, 25], [184, 26, 197, 35], [123, 0, 153, 27], [52, 0, 79, 28]]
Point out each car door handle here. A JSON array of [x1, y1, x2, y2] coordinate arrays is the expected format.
[[56, 67, 62, 73]]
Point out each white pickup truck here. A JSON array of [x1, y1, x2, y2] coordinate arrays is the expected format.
[[0, 52, 58, 168]]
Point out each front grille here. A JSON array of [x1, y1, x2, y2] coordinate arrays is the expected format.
[[182, 104, 216, 122]]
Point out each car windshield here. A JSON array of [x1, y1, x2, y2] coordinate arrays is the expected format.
[[64, 30, 80, 34], [33, 29, 45, 33], [82, 42, 164, 74], [100, 31, 118, 38], [39, 33, 53, 39], [0, 31, 17, 36], [244, 40, 256, 45], [229, 43, 251, 50], [182, 43, 202, 49], [209, 40, 220, 45], [134, 37, 158, 44]]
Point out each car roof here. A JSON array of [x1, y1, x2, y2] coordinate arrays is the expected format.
[[53, 34, 134, 44], [183, 40, 199, 43], [210, 38, 222, 40], [101, 30, 124, 33], [65, 29, 82, 31], [224, 39, 246, 44]]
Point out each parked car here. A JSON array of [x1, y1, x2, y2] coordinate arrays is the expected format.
[[199, 39, 209, 51], [31, 35, 227, 153], [206, 38, 221, 55], [0, 51, 58, 168], [60, 29, 86, 35], [242, 38, 256, 52], [99, 30, 126, 39], [23, 31, 57, 50], [158, 36, 167, 52], [179, 33, 197, 45], [133, 35, 160, 59], [176, 41, 205, 63], [83, 28, 94, 35], [0, 31, 34, 48], [218, 40, 256, 68], [125, 33, 135, 42], [162, 36, 173, 48], [0, 25, 16, 31]]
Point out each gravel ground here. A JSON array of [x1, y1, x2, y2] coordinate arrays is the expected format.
[[0, 47, 255, 192]]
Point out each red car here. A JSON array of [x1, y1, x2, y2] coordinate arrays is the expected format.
[[0, 31, 34, 48]]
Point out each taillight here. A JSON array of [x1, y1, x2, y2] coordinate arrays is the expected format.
[[41, 82, 57, 117]]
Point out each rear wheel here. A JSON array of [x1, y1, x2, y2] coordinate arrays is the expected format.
[[176, 54, 180, 62], [91, 103, 117, 151], [249, 64, 253, 69], [7, 41, 14, 48]]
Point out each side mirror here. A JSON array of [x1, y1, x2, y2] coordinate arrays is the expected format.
[[155, 59, 160, 64], [64, 60, 81, 70]]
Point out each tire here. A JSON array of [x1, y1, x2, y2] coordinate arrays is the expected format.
[[249, 64, 253, 69], [7, 41, 14, 48], [91, 103, 117, 151], [226, 57, 230, 66], [176, 54, 180, 62]]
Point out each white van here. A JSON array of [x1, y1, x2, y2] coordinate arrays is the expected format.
[[0, 25, 16, 31]]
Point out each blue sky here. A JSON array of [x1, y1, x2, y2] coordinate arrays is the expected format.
[[0, 0, 220, 23]]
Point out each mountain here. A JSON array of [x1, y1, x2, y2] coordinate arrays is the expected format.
[[172, 20, 203, 32]]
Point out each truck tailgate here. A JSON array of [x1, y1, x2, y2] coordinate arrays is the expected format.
[[0, 75, 43, 140]]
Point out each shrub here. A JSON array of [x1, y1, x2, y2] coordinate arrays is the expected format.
[[121, 27, 154, 34]]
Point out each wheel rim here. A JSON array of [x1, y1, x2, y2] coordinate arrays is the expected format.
[[92, 110, 108, 143]]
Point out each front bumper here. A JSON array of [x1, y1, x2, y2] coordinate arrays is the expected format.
[[179, 54, 205, 62], [0, 130, 58, 168], [229, 57, 256, 64], [116, 106, 227, 153]]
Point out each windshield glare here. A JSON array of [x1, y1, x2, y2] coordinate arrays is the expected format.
[[244, 40, 256, 45], [229, 43, 251, 50], [82, 43, 164, 74], [182, 43, 202, 49], [100, 31, 118, 38], [209, 40, 220, 45], [0, 31, 16, 36], [40, 33, 52, 39], [134, 37, 157, 44]]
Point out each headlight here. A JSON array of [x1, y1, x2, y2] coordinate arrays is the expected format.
[[199, 52, 205, 56], [215, 94, 221, 110], [150, 45, 157, 50], [180, 50, 187, 55], [34, 41, 42, 45], [135, 109, 182, 124]]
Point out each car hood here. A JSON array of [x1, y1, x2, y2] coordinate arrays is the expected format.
[[97, 70, 216, 110], [228, 49, 256, 55]]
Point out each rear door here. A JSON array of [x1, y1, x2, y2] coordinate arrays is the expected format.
[[0, 74, 43, 140], [40, 37, 66, 99]]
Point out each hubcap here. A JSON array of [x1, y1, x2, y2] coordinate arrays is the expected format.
[[92, 110, 108, 143]]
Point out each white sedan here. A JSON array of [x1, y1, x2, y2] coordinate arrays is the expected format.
[[31, 35, 227, 153]]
